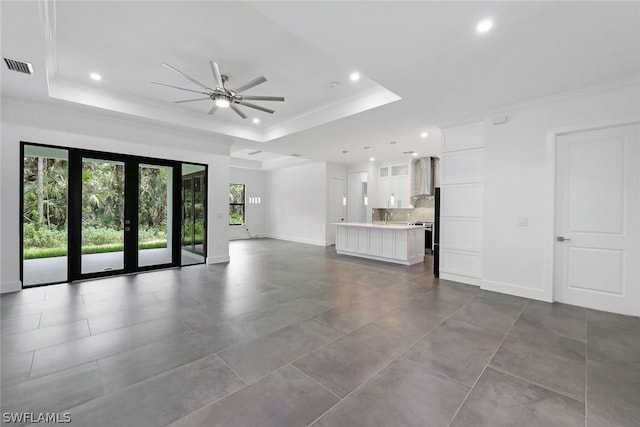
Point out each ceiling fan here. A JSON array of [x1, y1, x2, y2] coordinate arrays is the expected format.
[[151, 61, 284, 119]]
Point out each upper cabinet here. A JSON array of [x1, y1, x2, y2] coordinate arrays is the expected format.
[[377, 162, 411, 208]]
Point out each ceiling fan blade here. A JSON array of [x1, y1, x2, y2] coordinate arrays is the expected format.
[[234, 76, 267, 93], [236, 100, 275, 114], [174, 97, 211, 103], [229, 104, 247, 119], [162, 63, 213, 91], [151, 81, 210, 95], [239, 95, 284, 102], [209, 61, 224, 89], [208, 104, 218, 115]]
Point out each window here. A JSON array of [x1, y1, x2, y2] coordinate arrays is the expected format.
[[229, 184, 245, 225]]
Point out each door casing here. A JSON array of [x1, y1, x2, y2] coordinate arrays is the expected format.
[[544, 115, 640, 311]]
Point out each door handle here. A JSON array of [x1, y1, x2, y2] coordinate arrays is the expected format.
[[556, 236, 571, 242]]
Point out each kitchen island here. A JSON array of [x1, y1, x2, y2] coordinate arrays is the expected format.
[[334, 222, 426, 265]]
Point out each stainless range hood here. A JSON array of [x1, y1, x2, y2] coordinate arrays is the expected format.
[[412, 157, 438, 198]]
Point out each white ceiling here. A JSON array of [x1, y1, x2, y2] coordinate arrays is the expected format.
[[2, 1, 639, 167]]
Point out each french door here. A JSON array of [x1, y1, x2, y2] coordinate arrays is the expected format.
[[21, 142, 207, 287], [69, 151, 182, 280]]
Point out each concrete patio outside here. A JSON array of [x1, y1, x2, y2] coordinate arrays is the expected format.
[[23, 247, 205, 286]]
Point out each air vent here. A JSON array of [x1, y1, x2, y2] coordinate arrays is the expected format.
[[248, 150, 262, 156], [290, 153, 301, 157], [402, 151, 415, 154], [3, 58, 33, 75]]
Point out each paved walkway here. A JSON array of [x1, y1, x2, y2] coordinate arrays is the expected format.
[[23, 248, 204, 286]]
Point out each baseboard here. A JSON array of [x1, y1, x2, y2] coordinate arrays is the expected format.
[[1, 280, 22, 294], [336, 250, 423, 266], [480, 279, 552, 302], [439, 272, 481, 286], [206, 255, 230, 264], [262, 233, 329, 247], [229, 233, 262, 241]]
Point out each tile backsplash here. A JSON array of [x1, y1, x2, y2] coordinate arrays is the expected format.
[[372, 197, 435, 223]]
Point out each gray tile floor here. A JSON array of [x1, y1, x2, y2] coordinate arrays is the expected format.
[[1, 239, 639, 427]]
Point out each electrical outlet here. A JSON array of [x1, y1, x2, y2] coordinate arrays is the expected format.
[[517, 217, 529, 226]]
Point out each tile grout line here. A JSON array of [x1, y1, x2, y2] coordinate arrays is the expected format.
[[445, 299, 530, 427], [95, 359, 107, 398], [305, 292, 483, 427], [418, 363, 477, 390], [289, 363, 343, 401], [488, 365, 584, 403], [167, 362, 296, 427], [26, 350, 36, 381], [216, 353, 249, 386], [308, 316, 350, 334]]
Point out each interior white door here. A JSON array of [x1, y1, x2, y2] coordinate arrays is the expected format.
[[554, 124, 639, 315], [328, 177, 346, 245]]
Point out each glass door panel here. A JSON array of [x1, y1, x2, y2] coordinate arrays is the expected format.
[[81, 158, 125, 275], [22, 145, 69, 286], [138, 164, 173, 267], [193, 175, 205, 256], [182, 177, 193, 252], [181, 164, 206, 266]]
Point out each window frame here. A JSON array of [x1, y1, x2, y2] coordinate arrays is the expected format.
[[229, 183, 246, 226]]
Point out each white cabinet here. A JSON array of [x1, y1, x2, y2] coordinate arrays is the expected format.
[[335, 223, 425, 265], [391, 175, 411, 208], [377, 163, 411, 208], [378, 178, 392, 207]]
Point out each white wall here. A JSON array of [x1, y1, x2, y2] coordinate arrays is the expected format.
[[264, 162, 328, 246], [1, 98, 232, 293], [481, 81, 640, 301], [229, 167, 265, 240]]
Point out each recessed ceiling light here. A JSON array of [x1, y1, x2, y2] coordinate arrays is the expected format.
[[363, 146, 370, 150], [413, 152, 419, 157], [89, 73, 101, 81], [252, 118, 260, 124], [476, 19, 493, 33], [342, 150, 348, 154], [350, 72, 360, 82], [420, 132, 428, 138], [369, 157, 375, 162], [389, 141, 397, 145]]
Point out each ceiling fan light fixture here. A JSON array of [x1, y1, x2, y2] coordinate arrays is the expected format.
[[476, 19, 493, 33], [215, 95, 231, 108]]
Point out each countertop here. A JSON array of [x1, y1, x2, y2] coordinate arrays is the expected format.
[[334, 222, 428, 230]]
